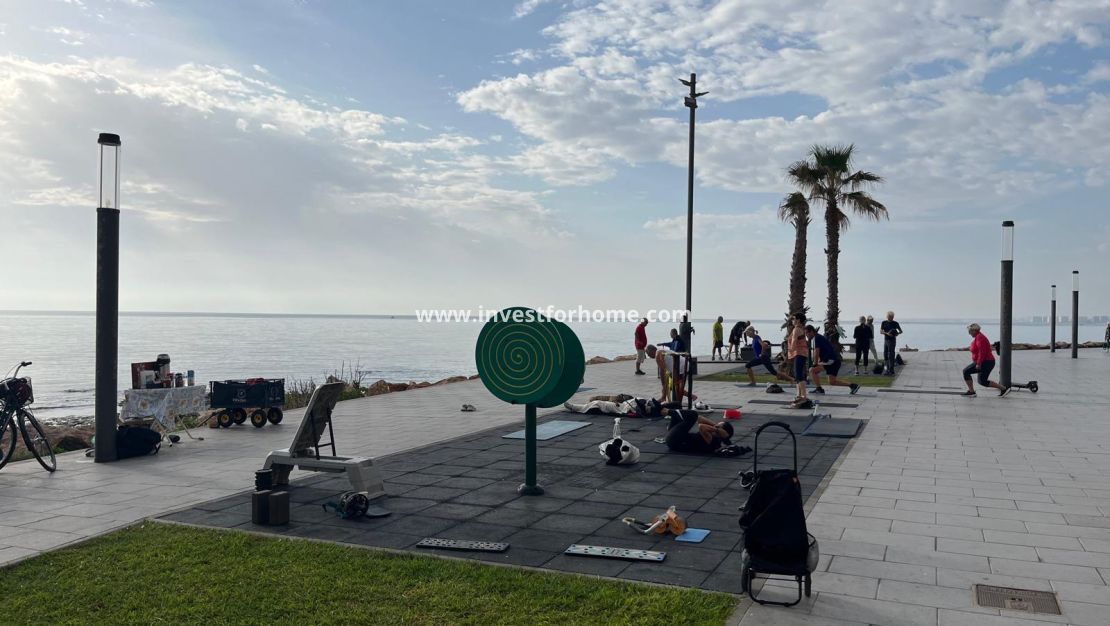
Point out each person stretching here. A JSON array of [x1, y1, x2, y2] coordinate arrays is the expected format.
[[646, 345, 696, 404], [745, 327, 792, 386], [807, 325, 860, 395], [664, 409, 734, 454], [852, 316, 872, 375], [962, 324, 1011, 397]]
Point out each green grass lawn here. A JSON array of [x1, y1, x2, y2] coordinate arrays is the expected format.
[[699, 370, 895, 387], [0, 523, 737, 626]]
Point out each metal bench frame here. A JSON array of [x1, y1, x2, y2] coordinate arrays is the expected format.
[[262, 382, 384, 498]]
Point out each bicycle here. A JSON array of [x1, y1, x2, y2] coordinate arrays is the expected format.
[[0, 361, 57, 472]]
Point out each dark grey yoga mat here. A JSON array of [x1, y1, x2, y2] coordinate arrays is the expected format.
[[747, 399, 860, 409], [502, 420, 590, 440], [877, 388, 967, 396], [802, 417, 863, 438]]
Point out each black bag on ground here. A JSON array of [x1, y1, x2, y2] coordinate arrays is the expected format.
[[766, 384, 784, 394], [872, 364, 884, 375], [116, 425, 161, 459]]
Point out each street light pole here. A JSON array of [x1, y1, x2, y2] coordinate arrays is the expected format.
[[95, 133, 121, 463], [1050, 285, 1056, 353], [1071, 271, 1079, 359], [679, 73, 706, 410], [999, 221, 1014, 388]]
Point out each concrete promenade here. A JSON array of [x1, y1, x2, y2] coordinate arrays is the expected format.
[[3, 348, 1110, 626]]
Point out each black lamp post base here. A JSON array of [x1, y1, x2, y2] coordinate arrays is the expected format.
[[518, 484, 545, 496]]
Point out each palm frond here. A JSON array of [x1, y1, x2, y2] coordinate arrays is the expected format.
[[842, 191, 888, 221], [786, 160, 822, 188], [778, 191, 810, 223], [845, 170, 882, 190], [810, 144, 854, 174]]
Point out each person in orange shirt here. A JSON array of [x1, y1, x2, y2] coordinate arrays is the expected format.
[[788, 314, 812, 408]]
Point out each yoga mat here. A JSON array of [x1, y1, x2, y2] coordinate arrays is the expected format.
[[802, 418, 863, 438], [675, 528, 711, 543], [502, 420, 590, 440], [877, 388, 967, 396], [747, 399, 860, 409]]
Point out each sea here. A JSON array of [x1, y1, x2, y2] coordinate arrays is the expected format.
[[1, 311, 1105, 423]]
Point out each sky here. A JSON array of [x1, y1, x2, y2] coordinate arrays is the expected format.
[[1, 0, 1108, 321]]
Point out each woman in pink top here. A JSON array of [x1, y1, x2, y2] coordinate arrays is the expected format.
[[961, 323, 1011, 397]]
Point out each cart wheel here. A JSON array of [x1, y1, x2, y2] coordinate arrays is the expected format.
[[267, 407, 283, 425], [804, 575, 812, 597], [232, 408, 247, 425], [1029, 382, 1038, 393], [249, 410, 267, 428], [216, 411, 233, 428]]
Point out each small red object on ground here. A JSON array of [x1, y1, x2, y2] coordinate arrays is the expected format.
[[723, 408, 742, 420]]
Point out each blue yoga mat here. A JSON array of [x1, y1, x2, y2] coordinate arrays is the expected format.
[[675, 528, 710, 543], [502, 420, 591, 440]]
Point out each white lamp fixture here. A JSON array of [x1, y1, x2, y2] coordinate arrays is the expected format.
[[1001, 220, 1014, 262], [97, 133, 121, 210]]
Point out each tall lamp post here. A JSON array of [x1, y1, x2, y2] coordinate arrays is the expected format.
[[1050, 285, 1056, 353], [1071, 271, 1079, 359], [999, 221, 1014, 388], [95, 133, 121, 463], [679, 73, 706, 409]]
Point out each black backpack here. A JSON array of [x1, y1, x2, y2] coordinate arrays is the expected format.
[[766, 384, 784, 394], [116, 426, 161, 459]]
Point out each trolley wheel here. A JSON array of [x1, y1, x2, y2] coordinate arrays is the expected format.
[[1029, 381, 1039, 393], [216, 411, 234, 428], [232, 408, 247, 425], [249, 410, 267, 428], [267, 407, 283, 425], [804, 574, 812, 597], [20, 410, 56, 472]]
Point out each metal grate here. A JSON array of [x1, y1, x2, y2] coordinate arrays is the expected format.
[[974, 585, 1061, 615], [564, 544, 665, 562], [415, 538, 509, 552]]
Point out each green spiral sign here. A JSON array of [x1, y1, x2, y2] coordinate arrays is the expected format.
[[475, 307, 565, 406], [476, 307, 584, 495]]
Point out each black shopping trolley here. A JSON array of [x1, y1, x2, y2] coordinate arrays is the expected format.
[[738, 421, 819, 607]]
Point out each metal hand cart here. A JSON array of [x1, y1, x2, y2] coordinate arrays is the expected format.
[[209, 379, 285, 428]]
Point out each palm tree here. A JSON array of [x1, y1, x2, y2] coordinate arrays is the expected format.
[[778, 191, 810, 327], [786, 144, 887, 341]]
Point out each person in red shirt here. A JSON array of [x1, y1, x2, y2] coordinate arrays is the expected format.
[[634, 318, 649, 375], [962, 323, 1011, 397]]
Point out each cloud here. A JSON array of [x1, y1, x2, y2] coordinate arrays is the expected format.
[[457, 0, 1110, 216], [643, 207, 778, 241], [513, 0, 555, 19]]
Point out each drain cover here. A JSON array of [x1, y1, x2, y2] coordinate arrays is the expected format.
[[564, 544, 665, 562], [974, 585, 1061, 615], [415, 538, 508, 552]]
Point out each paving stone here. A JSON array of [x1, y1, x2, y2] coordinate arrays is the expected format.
[[374, 516, 458, 538], [829, 556, 936, 585], [504, 528, 584, 552], [811, 593, 937, 626], [419, 503, 492, 521], [474, 508, 547, 528], [530, 513, 609, 535]]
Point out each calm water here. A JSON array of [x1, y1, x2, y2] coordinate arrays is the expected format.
[[0, 312, 1104, 421]]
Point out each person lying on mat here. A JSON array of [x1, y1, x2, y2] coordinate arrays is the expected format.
[[664, 409, 735, 454]]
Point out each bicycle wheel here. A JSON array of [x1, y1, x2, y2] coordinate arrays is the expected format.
[[19, 409, 56, 472], [0, 411, 16, 470]]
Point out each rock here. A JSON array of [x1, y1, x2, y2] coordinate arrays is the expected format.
[[612, 354, 637, 362], [366, 380, 392, 396], [55, 435, 90, 452], [586, 356, 611, 365], [468, 374, 480, 380], [434, 376, 469, 386]]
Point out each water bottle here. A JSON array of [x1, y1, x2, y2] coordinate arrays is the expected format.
[[612, 417, 622, 439], [812, 402, 820, 419]]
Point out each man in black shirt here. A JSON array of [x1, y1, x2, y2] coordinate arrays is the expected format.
[[880, 311, 903, 376], [852, 316, 873, 375], [663, 409, 734, 454]]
